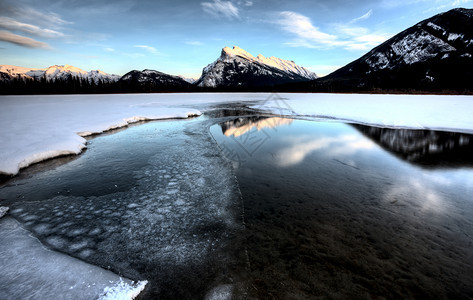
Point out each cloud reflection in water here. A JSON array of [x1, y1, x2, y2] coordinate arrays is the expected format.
[[275, 134, 376, 167]]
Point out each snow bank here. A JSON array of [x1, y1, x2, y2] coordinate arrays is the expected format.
[[254, 93, 473, 133], [0, 94, 201, 176]]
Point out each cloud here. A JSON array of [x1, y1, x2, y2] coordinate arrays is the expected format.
[[238, 0, 253, 6], [0, 30, 50, 48], [350, 9, 373, 23], [278, 11, 338, 46], [277, 11, 388, 51], [201, 0, 240, 20], [185, 41, 204, 46], [134, 45, 160, 55], [452, 0, 472, 5], [0, 16, 64, 38], [104, 47, 115, 52], [0, 3, 71, 29], [275, 134, 375, 167]]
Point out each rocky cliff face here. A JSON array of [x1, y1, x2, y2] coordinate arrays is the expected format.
[[195, 46, 317, 88]]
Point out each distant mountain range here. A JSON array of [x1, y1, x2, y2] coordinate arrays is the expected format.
[[1, 8, 472, 94], [0, 65, 120, 84]]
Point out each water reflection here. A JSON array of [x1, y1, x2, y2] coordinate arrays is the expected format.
[[216, 116, 473, 169], [211, 116, 473, 298], [274, 134, 375, 167], [353, 124, 473, 168], [220, 117, 293, 137]]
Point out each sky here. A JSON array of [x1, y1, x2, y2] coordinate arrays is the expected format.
[[1, 0, 472, 78]]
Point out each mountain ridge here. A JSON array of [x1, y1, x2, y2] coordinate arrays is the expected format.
[[118, 69, 193, 92], [303, 8, 473, 92], [0, 64, 120, 84], [195, 46, 317, 88]]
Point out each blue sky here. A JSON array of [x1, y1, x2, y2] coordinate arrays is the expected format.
[[1, 0, 472, 78]]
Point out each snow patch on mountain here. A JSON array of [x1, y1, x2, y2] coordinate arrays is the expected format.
[[178, 76, 196, 84], [366, 30, 456, 70], [447, 33, 464, 41], [392, 30, 455, 64]]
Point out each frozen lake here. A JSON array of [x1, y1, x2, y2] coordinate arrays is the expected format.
[[1, 93, 473, 298]]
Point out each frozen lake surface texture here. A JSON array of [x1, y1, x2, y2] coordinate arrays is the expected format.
[[1, 93, 473, 299]]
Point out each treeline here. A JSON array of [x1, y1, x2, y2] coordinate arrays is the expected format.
[[0, 74, 288, 94], [2, 72, 473, 95], [0, 75, 117, 95]]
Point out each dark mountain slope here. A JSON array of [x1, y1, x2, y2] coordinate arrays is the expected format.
[[118, 69, 193, 92], [296, 8, 473, 93]]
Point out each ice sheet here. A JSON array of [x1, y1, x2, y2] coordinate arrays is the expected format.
[[2, 118, 242, 298], [253, 93, 473, 133], [0, 217, 146, 300]]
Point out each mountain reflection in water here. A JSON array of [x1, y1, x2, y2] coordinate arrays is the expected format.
[[218, 116, 473, 168], [220, 117, 293, 137], [353, 124, 473, 167]]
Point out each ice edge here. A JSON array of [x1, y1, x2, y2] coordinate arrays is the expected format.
[[1, 111, 201, 177], [98, 279, 148, 300]]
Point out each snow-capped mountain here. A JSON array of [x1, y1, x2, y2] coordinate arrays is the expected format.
[[311, 8, 473, 92], [178, 76, 196, 84], [119, 69, 192, 91], [195, 46, 317, 88], [0, 65, 120, 84]]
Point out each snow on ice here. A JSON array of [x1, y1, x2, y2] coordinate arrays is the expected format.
[[253, 93, 473, 134]]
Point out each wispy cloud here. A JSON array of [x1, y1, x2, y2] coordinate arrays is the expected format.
[[350, 9, 373, 23], [185, 41, 204, 46], [452, 0, 472, 6], [0, 16, 64, 38], [424, 0, 472, 13], [278, 11, 338, 46], [380, 0, 430, 9], [201, 0, 240, 20], [0, 3, 71, 29], [104, 47, 115, 52], [0, 30, 50, 48], [134, 45, 160, 55], [238, 0, 253, 6], [277, 11, 388, 51]]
